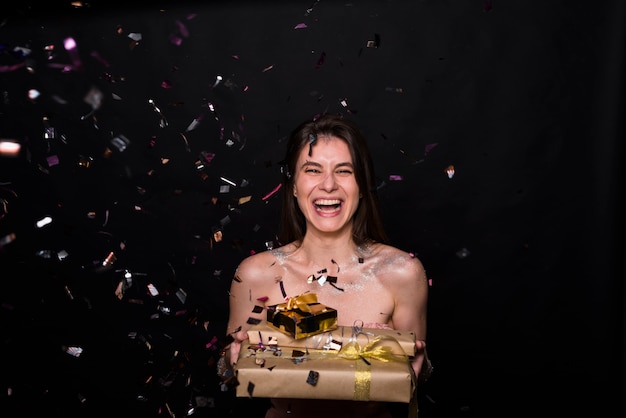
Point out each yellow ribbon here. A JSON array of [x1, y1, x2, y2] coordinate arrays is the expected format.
[[249, 327, 416, 408], [335, 334, 410, 401], [337, 336, 408, 363], [276, 292, 319, 313]]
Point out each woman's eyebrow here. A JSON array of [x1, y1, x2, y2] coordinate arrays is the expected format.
[[300, 161, 354, 168], [301, 160, 322, 168]]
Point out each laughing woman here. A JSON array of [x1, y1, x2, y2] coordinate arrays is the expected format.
[[223, 113, 432, 418]]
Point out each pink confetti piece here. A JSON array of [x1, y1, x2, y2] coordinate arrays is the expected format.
[[294, 23, 307, 29], [0, 63, 26, 73], [424, 143, 438, 155], [89, 50, 110, 67], [47, 155, 59, 167], [63, 37, 83, 71], [261, 183, 282, 201], [175, 20, 190, 37]]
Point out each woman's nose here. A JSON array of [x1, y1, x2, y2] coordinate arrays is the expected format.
[[319, 172, 338, 191]]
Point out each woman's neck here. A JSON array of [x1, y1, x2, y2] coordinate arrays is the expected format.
[[299, 230, 355, 260]]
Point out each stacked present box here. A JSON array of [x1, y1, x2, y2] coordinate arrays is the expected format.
[[234, 294, 417, 402]]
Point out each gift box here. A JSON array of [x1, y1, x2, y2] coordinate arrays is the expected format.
[[234, 324, 417, 402], [246, 322, 417, 357], [266, 293, 338, 339]]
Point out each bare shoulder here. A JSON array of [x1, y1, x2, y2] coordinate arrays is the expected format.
[[369, 243, 426, 285], [234, 250, 277, 284], [234, 242, 299, 284]]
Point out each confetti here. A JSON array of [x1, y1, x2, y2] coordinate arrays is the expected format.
[[261, 183, 283, 201], [63, 37, 83, 71], [306, 370, 319, 386], [35, 216, 52, 228]]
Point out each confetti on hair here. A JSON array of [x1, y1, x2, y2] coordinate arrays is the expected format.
[[308, 133, 317, 156]]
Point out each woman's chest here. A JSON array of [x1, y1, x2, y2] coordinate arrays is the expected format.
[[263, 265, 395, 327]]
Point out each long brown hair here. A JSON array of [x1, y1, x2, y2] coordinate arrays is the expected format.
[[278, 114, 389, 246]]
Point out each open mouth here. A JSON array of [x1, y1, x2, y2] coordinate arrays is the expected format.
[[314, 199, 342, 213]]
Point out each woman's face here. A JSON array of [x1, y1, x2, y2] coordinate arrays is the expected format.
[[292, 136, 360, 237]]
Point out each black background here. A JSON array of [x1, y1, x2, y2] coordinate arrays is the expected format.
[[0, 1, 624, 417]]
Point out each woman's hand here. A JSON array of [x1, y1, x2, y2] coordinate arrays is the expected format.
[[414, 339, 433, 383], [217, 328, 250, 390], [228, 328, 249, 366], [363, 322, 432, 383]]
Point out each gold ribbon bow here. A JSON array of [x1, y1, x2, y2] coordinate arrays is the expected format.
[[337, 320, 407, 362], [277, 292, 319, 313], [337, 336, 408, 363], [334, 322, 410, 402]]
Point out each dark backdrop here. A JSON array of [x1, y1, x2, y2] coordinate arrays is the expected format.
[[0, 1, 623, 417]]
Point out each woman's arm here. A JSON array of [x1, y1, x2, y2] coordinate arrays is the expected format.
[[388, 252, 431, 380], [224, 254, 268, 367]]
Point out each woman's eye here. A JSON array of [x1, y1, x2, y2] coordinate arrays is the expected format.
[[305, 168, 321, 173], [337, 169, 352, 175]]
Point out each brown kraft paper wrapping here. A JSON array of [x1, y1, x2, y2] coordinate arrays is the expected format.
[[234, 348, 416, 402], [246, 322, 417, 357]]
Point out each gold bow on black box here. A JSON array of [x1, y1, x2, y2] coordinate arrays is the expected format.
[[267, 293, 338, 339]]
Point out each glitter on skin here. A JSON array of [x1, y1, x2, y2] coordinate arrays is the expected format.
[[269, 246, 380, 292]]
